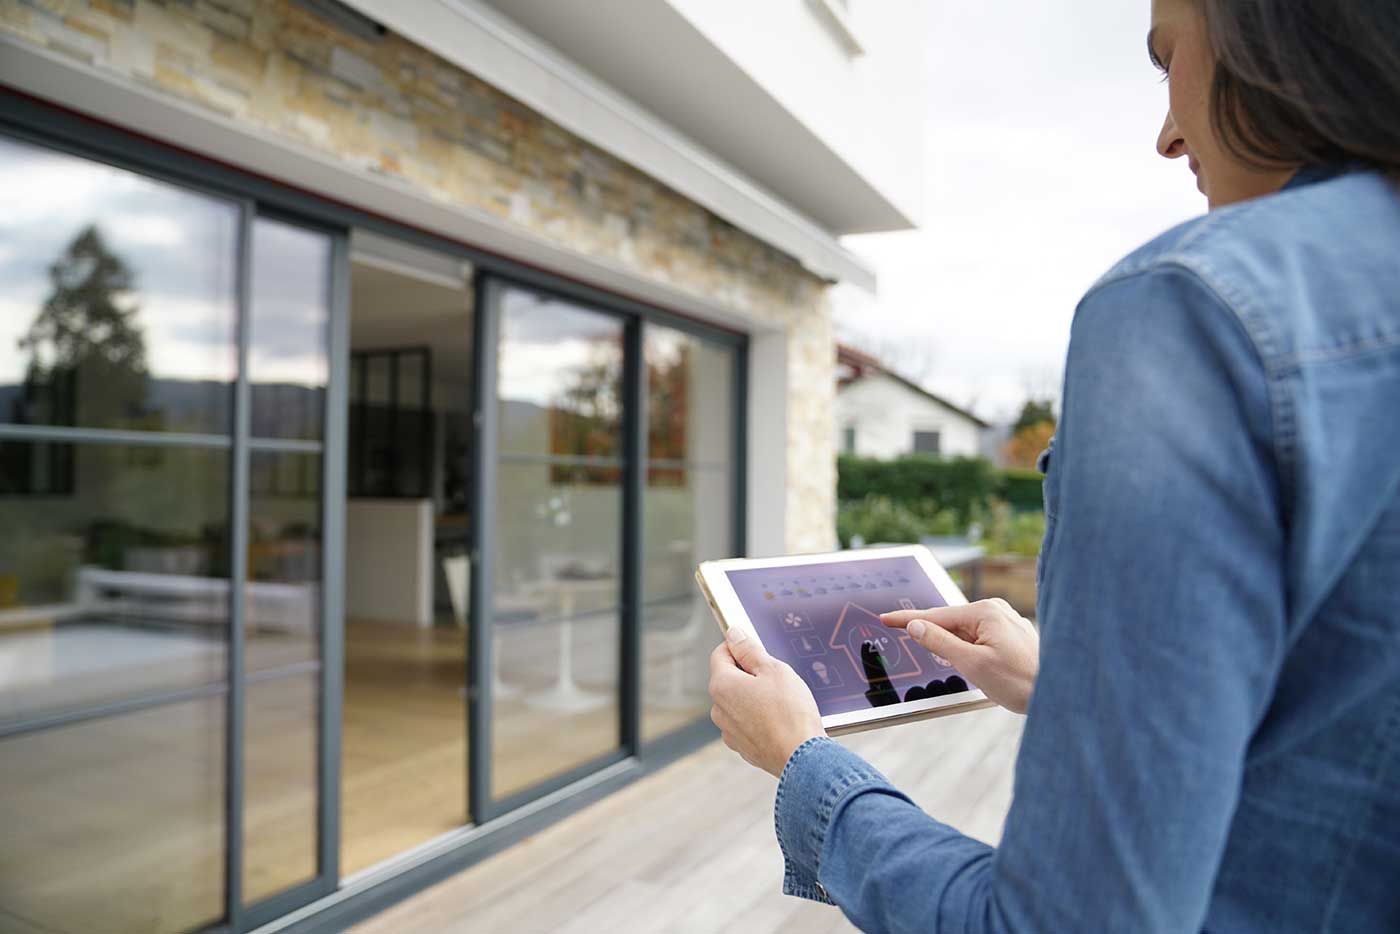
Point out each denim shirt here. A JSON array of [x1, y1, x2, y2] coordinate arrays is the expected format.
[[775, 166, 1400, 933]]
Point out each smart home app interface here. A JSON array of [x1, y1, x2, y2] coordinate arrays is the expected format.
[[724, 555, 971, 717]]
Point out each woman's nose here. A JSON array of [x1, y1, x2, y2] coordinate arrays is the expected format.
[[1157, 112, 1186, 159]]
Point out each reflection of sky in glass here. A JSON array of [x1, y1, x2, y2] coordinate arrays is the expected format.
[[646, 328, 685, 371], [498, 291, 623, 407], [0, 135, 238, 386], [249, 219, 330, 440], [250, 219, 329, 386]]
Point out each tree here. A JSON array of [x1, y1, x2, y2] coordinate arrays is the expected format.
[[549, 348, 624, 484], [1002, 420, 1056, 470], [18, 224, 149, 428], [646, 346, 689, 486], [1012, 398, 1056, 434]]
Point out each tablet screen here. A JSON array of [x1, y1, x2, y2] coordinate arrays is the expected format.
[[724, 554, 971, 716]]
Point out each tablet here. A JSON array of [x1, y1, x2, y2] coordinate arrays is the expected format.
[[696, 545, 993, 735]]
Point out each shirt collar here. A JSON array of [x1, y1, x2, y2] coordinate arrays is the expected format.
[[1284, 162, 1363, 191]]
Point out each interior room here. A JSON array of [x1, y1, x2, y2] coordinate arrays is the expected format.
[[340, 249, 734, 877], [341, 232, 474, 875]]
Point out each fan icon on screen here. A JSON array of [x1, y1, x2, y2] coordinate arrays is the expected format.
[[780, 611, 812, 632]]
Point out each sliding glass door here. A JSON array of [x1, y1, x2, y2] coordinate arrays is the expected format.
[[0, 111, 746, 931], [640, 327, 739, 742], [0, 133, 240, 934], [0, 131, 341, 933], [471, 276, 745, 815], [477, 282, 630, 808]]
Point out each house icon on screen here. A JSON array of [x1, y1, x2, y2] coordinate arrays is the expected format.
[[829, 603, 925, 680]]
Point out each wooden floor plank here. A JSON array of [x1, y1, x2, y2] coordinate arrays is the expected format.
[[350, 706, 1023, 933]]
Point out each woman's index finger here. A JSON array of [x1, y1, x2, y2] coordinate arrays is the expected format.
[[879, 604, 986, 628]]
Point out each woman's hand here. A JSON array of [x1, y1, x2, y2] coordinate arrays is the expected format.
[[881, 598, 1041, 714], [709, 627, 826, 778]]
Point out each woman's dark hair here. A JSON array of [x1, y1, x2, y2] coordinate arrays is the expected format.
[[1203, 0, 1400, 177]]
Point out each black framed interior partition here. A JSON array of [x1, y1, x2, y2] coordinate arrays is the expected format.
[[347, 346, 433, 499], [0, 91, 747, 934]]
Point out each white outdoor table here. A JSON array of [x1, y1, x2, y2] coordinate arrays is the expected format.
[[522, 576, 615, 713]]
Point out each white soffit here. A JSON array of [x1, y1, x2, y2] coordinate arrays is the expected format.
[[341, 0, 876, 291]]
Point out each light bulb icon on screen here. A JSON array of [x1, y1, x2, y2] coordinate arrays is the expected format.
[[809, 659, 841, 688]]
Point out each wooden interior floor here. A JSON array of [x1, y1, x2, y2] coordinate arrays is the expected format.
[[342, 619, 469, 876], [341, 617, 707, 876], [349, 706, 1025, 934]]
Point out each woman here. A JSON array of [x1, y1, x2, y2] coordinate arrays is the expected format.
[[708, 0, 1400, 931]]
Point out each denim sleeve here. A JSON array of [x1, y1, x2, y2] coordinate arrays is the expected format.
[[774, 267, 1288, 934]]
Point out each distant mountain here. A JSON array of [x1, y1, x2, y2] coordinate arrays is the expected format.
[[0, 377, 322, 436], [0, 385, 20, 423]]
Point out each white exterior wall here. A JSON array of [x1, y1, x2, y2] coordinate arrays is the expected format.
[[836, 375, 984, 461]]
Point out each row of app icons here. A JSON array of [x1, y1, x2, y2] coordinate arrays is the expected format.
[[759, 573, 914, 601]]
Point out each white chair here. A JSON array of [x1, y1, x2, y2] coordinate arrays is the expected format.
[[645, 597, 712, 709]]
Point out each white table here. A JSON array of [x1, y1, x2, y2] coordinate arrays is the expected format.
[[520, 577, 615, 714]]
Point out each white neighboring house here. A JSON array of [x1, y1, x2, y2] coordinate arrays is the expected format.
[[835, 345, 990, 459]]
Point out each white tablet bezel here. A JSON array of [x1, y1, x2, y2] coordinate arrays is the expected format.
[[697, 545, 991, 734]]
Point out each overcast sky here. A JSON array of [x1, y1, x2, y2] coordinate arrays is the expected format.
[[837, 1, 1204, 424]]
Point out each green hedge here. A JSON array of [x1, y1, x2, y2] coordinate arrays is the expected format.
[[837, 455, 996, 525], [836, 496, 963, 549], [835, 493, 1048, 554], [836, 455, 1045, 519], [997, 468, 1044, 513]]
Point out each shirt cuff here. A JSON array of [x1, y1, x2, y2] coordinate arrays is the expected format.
[[773, 736, 894, 905]]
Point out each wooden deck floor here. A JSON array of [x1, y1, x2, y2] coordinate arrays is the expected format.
[[350, 705, 1024, 934]]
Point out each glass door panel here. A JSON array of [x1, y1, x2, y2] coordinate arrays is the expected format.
[[0, 133, 238, 934], [242, 217, 332, 909], [488, 285, 625, 800], [640, 327, 738, 741]]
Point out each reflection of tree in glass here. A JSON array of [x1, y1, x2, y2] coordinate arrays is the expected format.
[[647, 344, 688, 486], [19, 224, 151, 429], [548, 344, 623, 484], [1, 229, 224, 605]]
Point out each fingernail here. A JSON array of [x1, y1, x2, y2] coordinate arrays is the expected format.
[[725, 626, 748, 644], [907, 620, 927, 639]]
